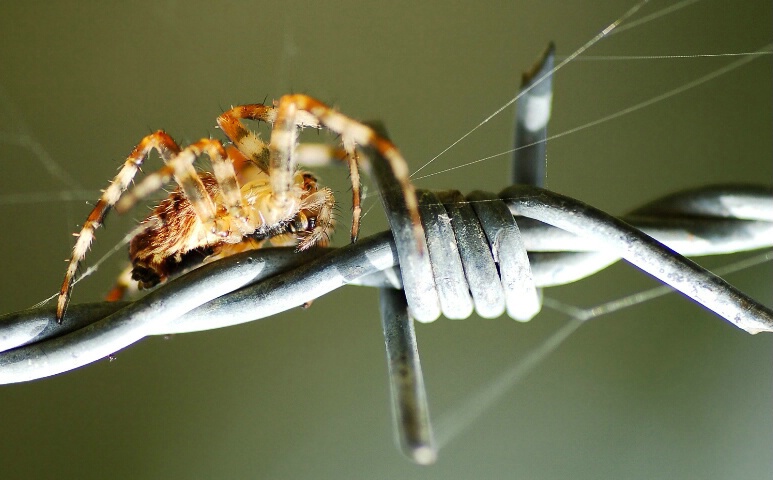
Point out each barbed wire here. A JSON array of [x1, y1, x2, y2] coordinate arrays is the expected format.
[[1, 183, 770, 372], [0, 181, 770, 463], [1, 45, 771, 465]]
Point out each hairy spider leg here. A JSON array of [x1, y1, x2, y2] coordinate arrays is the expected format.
[[345, 147, 361, 243], [209, 143, 243, 217], [216, 103, 279, 172], [270, 100, 302, 211], [57, 131, 182, 322], [116, 139, 235, 222], [273, 94, 421, 247]]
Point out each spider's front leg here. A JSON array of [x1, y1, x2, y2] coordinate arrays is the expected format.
[[273, 94, 423, 249]]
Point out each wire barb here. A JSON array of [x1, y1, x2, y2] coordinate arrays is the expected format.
[[379, 287, 436, 465]]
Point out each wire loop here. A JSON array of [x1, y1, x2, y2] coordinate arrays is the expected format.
[[467, 190, 541, 321], [436, 190, 507, 319]]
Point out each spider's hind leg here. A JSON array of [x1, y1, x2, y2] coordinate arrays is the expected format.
[[105, 263, 137, 302], [57, 131, 181, 322]]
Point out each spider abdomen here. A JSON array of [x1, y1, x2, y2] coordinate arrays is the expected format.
[[129, 174, 223, 287]]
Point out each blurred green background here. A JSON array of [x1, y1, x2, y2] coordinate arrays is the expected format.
[[0, 1, 771, 478]]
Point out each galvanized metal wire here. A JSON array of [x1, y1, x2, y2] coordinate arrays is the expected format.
[[1, 183, 770, 373]]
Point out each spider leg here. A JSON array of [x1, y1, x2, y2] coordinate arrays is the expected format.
[[193, 140, 251, 238], [209, 144, 245, 218], [116, 139, 233, 221], [342, 139, 362, 243], [57, 131, 182, 322], [217, 104, 274, 172], [274, 94, 420, 247], [217, 104, 321, 173], [105, 263, 136, 302], [269, 100, 301, 212], [291, 143, 361, 242]]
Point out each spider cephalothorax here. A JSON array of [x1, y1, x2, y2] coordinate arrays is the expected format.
[[57, 94, 420, 322]]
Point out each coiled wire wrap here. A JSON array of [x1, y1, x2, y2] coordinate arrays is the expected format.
[[371, 172, 773, 462], [1, 46, 771, 465]]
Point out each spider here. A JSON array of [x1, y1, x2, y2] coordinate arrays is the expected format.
[[57, 94, 422, 323]]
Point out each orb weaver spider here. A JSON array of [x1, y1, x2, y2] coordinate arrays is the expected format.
[[57, 94, 421, 322]]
